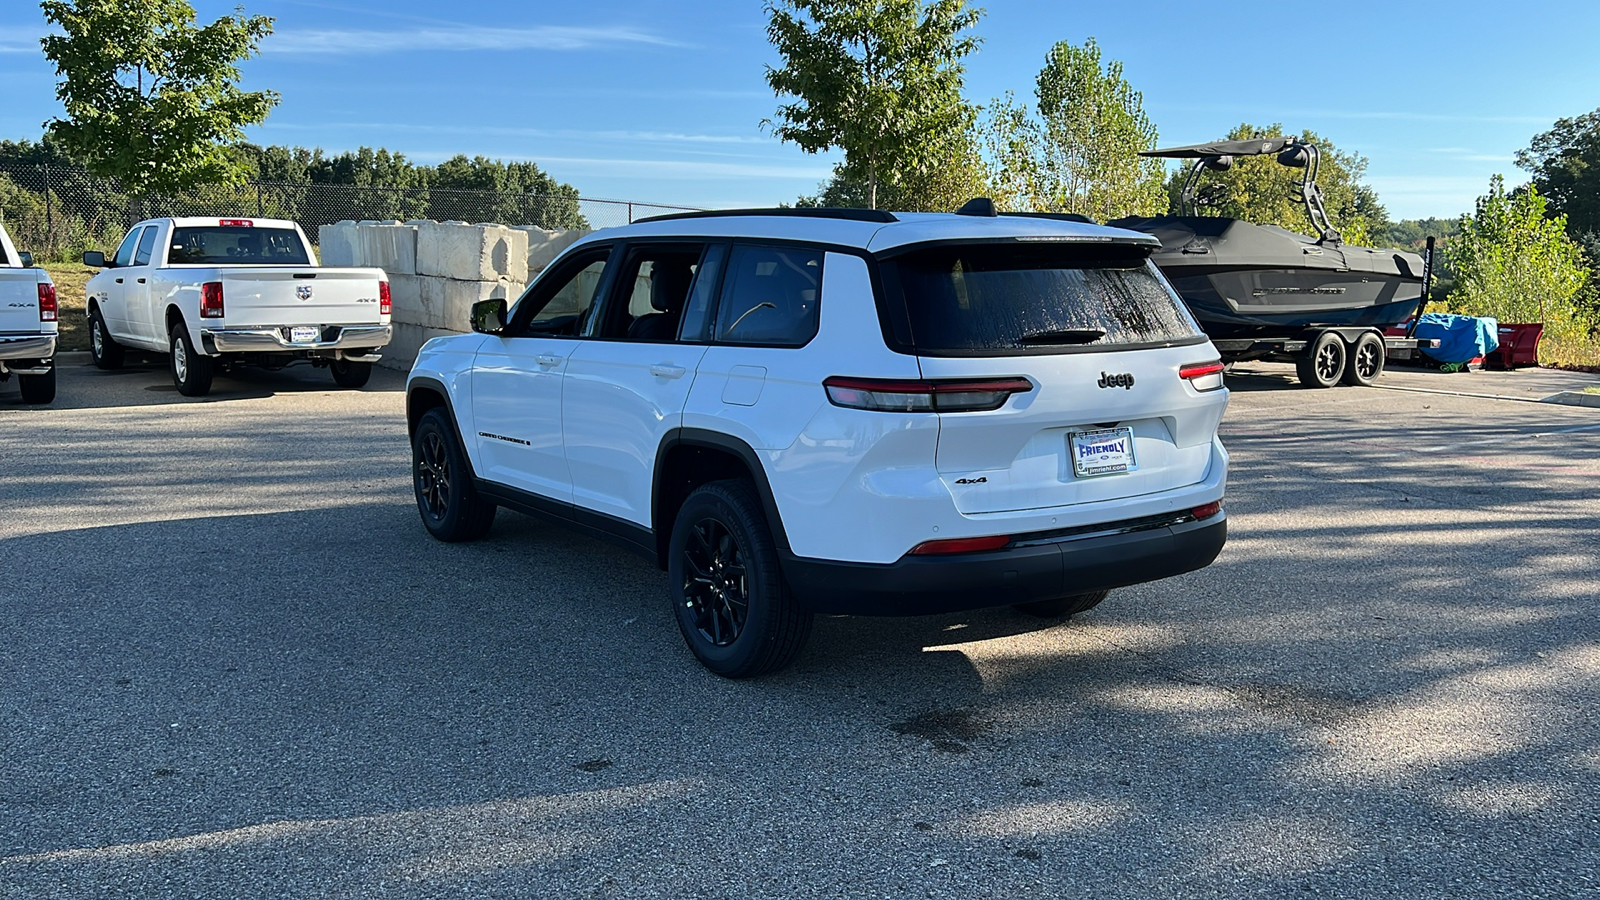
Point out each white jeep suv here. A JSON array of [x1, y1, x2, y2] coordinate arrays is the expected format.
[[405, 204, 1229, 677]]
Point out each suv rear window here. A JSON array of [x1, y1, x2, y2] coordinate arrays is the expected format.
[[167, 227, 311, 265], [883, 243, 1204, 355]]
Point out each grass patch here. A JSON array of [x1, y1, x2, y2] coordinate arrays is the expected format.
[[42, 262, 93, 352], [1541, 333, 1600, 372]]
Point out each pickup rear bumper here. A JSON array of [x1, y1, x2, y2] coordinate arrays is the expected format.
[[200, 324, 391, 357], [0, 333, 56, 362]]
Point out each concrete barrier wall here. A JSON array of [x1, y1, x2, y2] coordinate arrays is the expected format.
[[318, 220, 592, 369]]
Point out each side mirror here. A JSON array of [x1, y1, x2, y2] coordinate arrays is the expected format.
[[470, 298, 507, 335], [18, 251, 34, 268], [82, 250, 107, 268]]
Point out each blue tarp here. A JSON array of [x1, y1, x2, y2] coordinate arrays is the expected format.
[[1412, 312, 1500, 364]]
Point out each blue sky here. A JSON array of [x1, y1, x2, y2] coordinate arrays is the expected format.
[[3, 0, 1598, 219]]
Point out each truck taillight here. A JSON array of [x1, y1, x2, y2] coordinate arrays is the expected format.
[[822, 376, 1033, 413], [218, 219, 253, 227], [379, 281, 391, 316], [201, 282, 225, 318], [37, 283, 57, 321], [1179, 360, 1225, 392]]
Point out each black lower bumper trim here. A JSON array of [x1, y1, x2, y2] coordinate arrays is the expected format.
[[780, 513, 1226, 616]]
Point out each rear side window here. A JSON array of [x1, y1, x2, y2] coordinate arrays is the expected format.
[[167, 227, 311, 265], [885, 244, 1205, 355], [132, 227, 158, 266], [714, 245, 823, 346]]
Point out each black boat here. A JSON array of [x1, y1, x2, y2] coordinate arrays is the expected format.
[[1109, 137, 1427, 343]]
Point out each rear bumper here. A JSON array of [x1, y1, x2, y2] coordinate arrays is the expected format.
[[0, 333, 56, 362], [201, 324, 391, 356], [781, 512, 1226, 616]]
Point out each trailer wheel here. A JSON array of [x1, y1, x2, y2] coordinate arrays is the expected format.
[[1341, 332, 1385, 387], [1295, 331, 1345, 388]]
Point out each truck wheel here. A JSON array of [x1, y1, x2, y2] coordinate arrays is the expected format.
[[1014, 589, 1109, 619], [668, 479, 812, 678], [17, 367, 56, 405], [169, 322, 214, 397], [1295, 331, 1345, 388], [89, 308, 124, 369], [1341, 332, 1385, 386], [329, 359, 372, 388], [412, 408, 496, 541]]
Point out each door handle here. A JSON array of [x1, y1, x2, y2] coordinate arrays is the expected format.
[[137, 278, 146, 284], [535, 354, 562, 367], [114, 278, 123, 284], [649, 364, 686, 379]]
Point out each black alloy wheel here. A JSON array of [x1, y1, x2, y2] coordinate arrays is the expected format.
[[1342, 332, 1385, 386], [1296, 331, 1346, 389], [411, 408, 495, 541], [668, 480, 811, 678], [681, 516, 750, 647]]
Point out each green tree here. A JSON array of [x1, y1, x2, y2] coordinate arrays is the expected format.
[[40, 0, 277, 197], [764, 0, 982, 210], [984, 38, 1165, 220], [428, 155, 585, 229], [1444, 175, 1592, 339], [1515, 108, 1600, 244], [1164, 123, 1387, 246], [797, 131, 990, 212]]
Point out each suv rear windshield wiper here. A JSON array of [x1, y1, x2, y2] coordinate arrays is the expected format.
[[1015, 328, 1106, 345]]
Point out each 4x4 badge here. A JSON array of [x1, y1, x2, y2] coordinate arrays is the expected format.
[[1098, 372, 1135, 389]]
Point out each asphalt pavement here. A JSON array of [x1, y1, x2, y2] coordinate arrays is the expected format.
[[2, 353, 1597, 899]]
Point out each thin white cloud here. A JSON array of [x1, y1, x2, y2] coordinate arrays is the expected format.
[[262, 120, 767, 146], [402, 152, 831, 182], [1151, 103, 1559, 126], [264, 25, 684, 55], [0, 28, 45, 53]]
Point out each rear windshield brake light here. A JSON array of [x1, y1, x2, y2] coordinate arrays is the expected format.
[[37, 283, 57, 321], [1179, 360, 1225, 391], [218, 219, 253, 227], [823, 376, 1033, 412]]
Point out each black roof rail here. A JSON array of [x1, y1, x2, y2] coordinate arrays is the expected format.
[[633, 207, 899, 225], [1003, 211, 1098, 225]]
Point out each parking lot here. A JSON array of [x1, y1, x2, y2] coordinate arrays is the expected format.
[[2, 354, 1598, 898]]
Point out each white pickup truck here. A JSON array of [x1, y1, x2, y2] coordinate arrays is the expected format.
[[83, 217, 391, 396], [0, 222, 58, 405]]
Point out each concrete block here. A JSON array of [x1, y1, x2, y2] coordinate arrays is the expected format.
[[515, 227, 591, 275], [387, 273, 421, 315], [383, 323, 459, 371], [397, 275, 522, 332], [416, 221, 529, 282], [350, 222, 417, 274], [317, 221, 357, 267]]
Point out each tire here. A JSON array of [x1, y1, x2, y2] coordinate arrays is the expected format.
[[1295, 331, 1345, 388], [89, 307, 124, 369], [329, 359, 372, 389], [412, 408, 496, 541], [1341, 332, 1385, 387], [1013, 589, 1109, 619], [668, 479, 812, 678], [168, 322, 214, 397], [17, 366, 56, 405]]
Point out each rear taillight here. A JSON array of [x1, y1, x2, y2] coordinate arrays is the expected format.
[[37, 283, 57, 322], [378, 281, 392, 316], [1179, 360, 1225, 392], [201, 281, 224, 318], [909, 534, 1012, 555], [823, 376, 1033, 412], [1191, 500, 1223, 520]]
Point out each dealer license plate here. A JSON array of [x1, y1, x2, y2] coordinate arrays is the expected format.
[[289, 326, 319, 343], [1070, 427, 1137, 478]]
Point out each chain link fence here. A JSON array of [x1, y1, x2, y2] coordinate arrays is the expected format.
[[0, 163, 700, 262]]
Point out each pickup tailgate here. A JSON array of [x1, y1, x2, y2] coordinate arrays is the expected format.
[[217, 267, 385, 327], [0, 270, 44, 333]]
